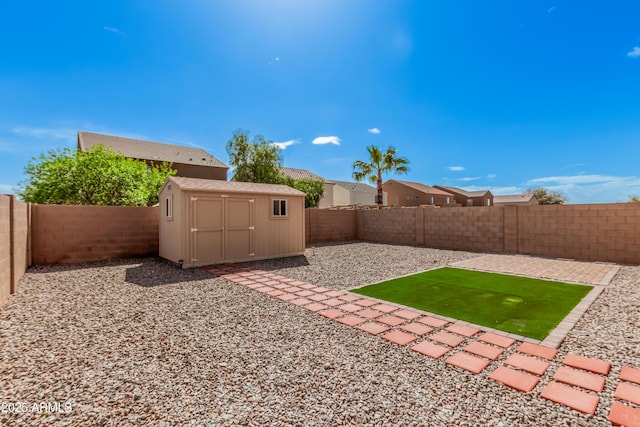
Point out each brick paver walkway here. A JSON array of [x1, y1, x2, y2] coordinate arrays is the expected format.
[[203, 260, 639, 426]]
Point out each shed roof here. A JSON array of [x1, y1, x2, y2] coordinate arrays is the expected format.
[[333, 180, 377, 194], [166, 176, 305, 196], [434, 185, 491, 198], [386, 180, 454, 196], [78, 131, 228, 169]]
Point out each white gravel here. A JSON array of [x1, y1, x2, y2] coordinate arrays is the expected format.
[[0, 241, 638, 426]]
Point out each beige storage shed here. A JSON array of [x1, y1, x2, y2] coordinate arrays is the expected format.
[[159, 176, 306, 268]]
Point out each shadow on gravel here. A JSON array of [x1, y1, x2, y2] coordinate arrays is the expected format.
[[232, 255, 311, 272], [125, 258, 213, 287]]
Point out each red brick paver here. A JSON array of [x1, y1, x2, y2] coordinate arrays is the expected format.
[[430, 331, 466, 347], [516, 342, 558, 360], [324, 291, 344, 298], [620, 366, 640, 384], [308, 293, 329, 302], [377, 315, 405, 327], [563, 353, 611, 375], [418, 316, 449, 328], [290, 298, 312, 306], [446, 352, 491, 374], [319, 309, 345, 319], [337, 303, 362, 313], [399, 322, 433, 336], [339, 294, 361, 302], [446, 323, 480, 337], [304, 303, 329, 312], [276, 293, 297, 301], [411, 341, 450, 359], [371, 304, 398, 313], [553, 366, 606, 392], [463, 342, 504, 360], [382, 330, 417, 346], [504, 353, 550, 376], [295, 290, 315, 297], [394, 309, 422, 320], [478, 332, 516, 348], [489, 366, 540, 392], [540, 381, 599, 415], [357, 309, 384, 319], [357, 322, 390, 335], [609, 402, 640, 427], [337, 315, 367, 327], [354, 299, 378, 307], [615, 382, 640, 406]]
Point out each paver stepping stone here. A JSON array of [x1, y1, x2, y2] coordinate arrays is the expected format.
[[323, 298, 346, 307], [463, 342, 504, 360], [319, 309, 345, 319], [284, 286, 303, 293], [504, 354, 550, 376], [357, 309, 384, 319], [399, 323, 433, 336], [354, 299, 378, 307], [446, 323, 480, 337], [609, 402, 640, 427], [337, 303, 362, 313], [371, 304, 398, 313], [516, 342, 558, 360], [337, 315, 367, 327], [339, 294, 361, 302], [620, 366, 640, 384], [382, 330, 417, 346], [304, 303, 329, 312], [295, 290, 315, 297], [563, 354, 611, 375], [377, 315, 405, 327], [489, 366, 540, 392], [478, 332, 516, 348], [430, 331, 466, 347], [394, 309, 422, 320], [308, 294, 329, 302], [325, 291, 344, 298], [273, 283, 292, 290], [614, 382, 640, 406], [553, 366, 605, 392], [277, 294, 297, 301], [418, 316, 449, 328], [446, 352, 491, 374], [267, 290, 285, 297], [299, 283, 317, 289], [290, 298, 313, 306], [357, 322, 390, 335], [540, 381, 599, 415], [411, 341, 450, 359], [311, 287, 331, 293]]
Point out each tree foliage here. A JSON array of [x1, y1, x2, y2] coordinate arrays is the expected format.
[[526, 187, 568, 205], [352, 145, 409, 207], [226, 129, 325, 208], [629, 195, 640, 203], [17, 145, 176, 206]]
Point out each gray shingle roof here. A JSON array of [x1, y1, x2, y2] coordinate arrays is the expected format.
[[167, 176, 304, 196], [78, 131, 228, 169], [280, 167, 333, 183]]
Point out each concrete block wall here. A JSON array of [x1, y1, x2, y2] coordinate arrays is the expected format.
[[31, 204, 159, 264], [423, 206, 505, 253], [357, 208, 416, 245], [517, 203, 640, 264], [0, 196, 10, 305], [306, 208, 357, 243]]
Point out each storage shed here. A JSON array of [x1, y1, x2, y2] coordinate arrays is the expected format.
[[159, 176, 306, 268]]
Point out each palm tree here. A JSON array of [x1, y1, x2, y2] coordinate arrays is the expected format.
[[352, 145, 409, 207]]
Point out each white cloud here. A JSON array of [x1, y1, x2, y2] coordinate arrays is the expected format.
[[457, 177, 481, 182], [312, 136, 341, 145], [11, 126, 77, 140], [104, 26, 127, 37], [0, 184, 14, 193], [272, 139, 299, 149], [526, 174, 640, 203], [627, 47, 640, 58], [367, 128, 381, 134], [448, 166, 465, 171], [487, 173, 497, 179]]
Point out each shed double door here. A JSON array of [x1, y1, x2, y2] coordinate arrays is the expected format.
[[189, 195, 254, 265]]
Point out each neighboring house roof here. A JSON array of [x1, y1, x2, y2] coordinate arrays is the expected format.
[[78, 131, 228, 169], [386, 180, 454, 196], [280, 167, 334, 184], [433, 185, 492, 198], [165, 176, 305, 196], [332, 180, 378, 194], [494, 194, 538, 204]]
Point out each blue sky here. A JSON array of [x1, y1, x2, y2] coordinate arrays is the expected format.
[[1, 0, 639, 203]]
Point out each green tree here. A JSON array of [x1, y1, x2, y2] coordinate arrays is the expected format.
[[17, 145, 176, 206], [629, 195, 640, 203], [526, 187, 568, 205], [226, 129, 283, 184], [352, 145, 409, 207], [227, 129, 325, 208]]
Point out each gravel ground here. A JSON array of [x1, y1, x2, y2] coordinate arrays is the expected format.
[[0, 241, 638, 426]]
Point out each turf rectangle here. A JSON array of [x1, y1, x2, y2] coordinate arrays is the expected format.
[[351, 267, 592, 340]]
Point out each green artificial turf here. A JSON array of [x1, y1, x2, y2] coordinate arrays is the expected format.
[[352, 267, 593, 340]]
